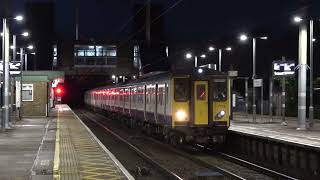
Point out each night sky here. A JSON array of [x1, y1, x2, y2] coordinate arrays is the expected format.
[[1, 0, 320, 77], [5, 0, 319, 40]]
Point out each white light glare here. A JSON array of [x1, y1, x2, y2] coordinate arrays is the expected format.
[[293, 16, 302, 23], [239, 34, 248, 41], [31, 52, 36, 55], [111, 75, 116, 79], [312, 38, 316, 42], [88, 45, 95, 49], [27, 45, 34, 50], [0, 32, 3, 36], [14, 15, 24, 21], [198, 68, 203, 74], [260, 36, 268, 40], [10, 45, 15, 49], [208, 46, 215, 51], [185, 53, 192, 59], [225, 47, 232, 51], [22, 32, 29, 37], [200, 54, 206, 58]]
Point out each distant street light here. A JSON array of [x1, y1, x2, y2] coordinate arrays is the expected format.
[[225, 47, 232, 51], [239, 34, 248, 41], [208, 45, 232, 72], [293, 16, 303, 23], [27, 45, 34, 50], [208, 46, 215, 51], [14, 15, 24, 22], [185, 53, 192, 59], [200, 54, 206, 58], [198, 68, 203, 74], [22, 32, 29, 37], [239, 33, 268, 123], [31, 52, 36, 55]]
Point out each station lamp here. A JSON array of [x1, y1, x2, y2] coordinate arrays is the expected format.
[[200, 54, 206, 58], [293, 16, 303, 23], [185, 53, 192, 59], [208, 46, 215, 51], [14, 15, 24, 22]]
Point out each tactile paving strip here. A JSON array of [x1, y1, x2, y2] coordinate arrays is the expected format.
[[54, 108, 127, 180]]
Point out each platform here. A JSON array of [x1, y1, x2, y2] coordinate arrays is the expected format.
[[53, 104, 133, 179], [231, 113, 320, 149], [0, 105, 133, 180]]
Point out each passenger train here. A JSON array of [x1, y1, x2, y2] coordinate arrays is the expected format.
[[85, 70, 230, 145]]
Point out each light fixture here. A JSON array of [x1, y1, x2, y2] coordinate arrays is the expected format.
[[293, 16, 302, 23], [111, 75, 116, 79], [239, 34, 248, 41], [14, 15, 24, 21], [27, 45, 34, 50], [31, 52, 36, 55], [88, 45, 95, 49], [208, 46, 215, 51], [22, 32, 29, 37], [225, 47, 232, 51], [312, 38, 316, 42], [185, 53, 192, 59], [200, 54, 206, 58], [260, 36, 268, 40], [10, 45, 15, 49], [198, 68, 203, 74]]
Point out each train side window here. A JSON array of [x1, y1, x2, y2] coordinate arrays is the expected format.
[[158, 86, 163, 105], [212, 79, 227, 101], [196, 84, 206, 100], [174, 78, 190, 102]]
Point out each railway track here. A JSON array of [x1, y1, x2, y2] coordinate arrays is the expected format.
[[78, 109, 296, 179], [77, 109, 242, 179]]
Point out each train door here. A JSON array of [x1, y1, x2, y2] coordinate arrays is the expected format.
[[194, 81, 209, 125]]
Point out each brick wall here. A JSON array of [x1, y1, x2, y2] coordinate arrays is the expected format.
[[22, 82, 48, 117]]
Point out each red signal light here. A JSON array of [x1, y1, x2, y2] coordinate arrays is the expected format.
[[55, 86, 64, 96]]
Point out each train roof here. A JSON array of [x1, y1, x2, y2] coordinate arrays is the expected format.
[[88, 69, 228, 92]]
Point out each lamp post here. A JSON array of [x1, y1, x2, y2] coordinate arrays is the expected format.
[[239, 34, 268, 123], [185, 52, 206, 68], [293, 16, 314, 129], [208, 46, 232, 72]]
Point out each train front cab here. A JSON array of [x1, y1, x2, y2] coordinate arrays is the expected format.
[[172, 75, 230, 145]]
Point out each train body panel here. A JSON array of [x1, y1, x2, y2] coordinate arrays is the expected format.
[[84, 71, 230, 145]]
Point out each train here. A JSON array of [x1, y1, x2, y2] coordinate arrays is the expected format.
[[85, 70, 230, 146]]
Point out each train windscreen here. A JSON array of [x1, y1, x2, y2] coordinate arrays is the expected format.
[[174, 78, 190, 102], [212, 79, 227, 101]]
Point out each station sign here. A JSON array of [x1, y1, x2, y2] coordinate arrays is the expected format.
[[273, 61, 295, 76], [0, 61, 22, 75], [228, 70, 238, 77], [253, 79, 263, 87]]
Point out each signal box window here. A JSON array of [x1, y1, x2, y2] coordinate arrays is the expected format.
[[174, 78, 189, 102], [22, 84, 33, 101], [196, 84, 206, 101], [212, 79, 227, 101]]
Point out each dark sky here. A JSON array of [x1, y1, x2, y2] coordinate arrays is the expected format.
[[5, 0, 319, 41]]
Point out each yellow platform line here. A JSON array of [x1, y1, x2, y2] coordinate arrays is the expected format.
[[53, 109, 61, 180]]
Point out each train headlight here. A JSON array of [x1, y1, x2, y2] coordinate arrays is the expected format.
[[215, 110, 225, 120], [175, 110, 187, 121]]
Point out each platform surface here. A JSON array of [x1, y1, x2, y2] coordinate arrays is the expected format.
[[0, 105, 133, 180], [231, 113, 320, 149], [0, 116, 55, 180], [53, 104, 133, 180]]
